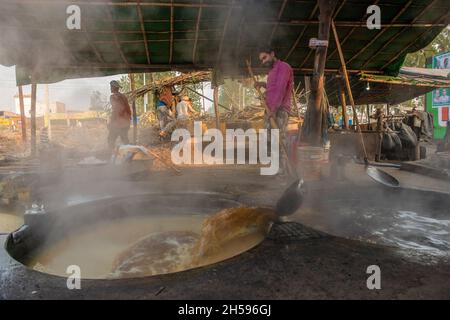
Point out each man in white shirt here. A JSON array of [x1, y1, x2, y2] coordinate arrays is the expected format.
[[176, 96, 196, 120]]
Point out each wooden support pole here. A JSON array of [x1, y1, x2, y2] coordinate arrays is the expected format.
[[129, 74, 138, 144], [213, 86, 220, 129], [147, 73, 155, 112], [302, 0, 337, 146], [44, 84, 52, 140], [337, 79, 349, 129], [201, 83, 206, 113], [18, 86, 27, 142], [366, 104, 370, 126], [30, 83, 37, 157]]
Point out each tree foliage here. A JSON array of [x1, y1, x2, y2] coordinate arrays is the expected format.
[[89, 90, 107, 111], [399, 25, 450, 111]]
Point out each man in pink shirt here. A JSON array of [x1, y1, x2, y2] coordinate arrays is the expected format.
[[257, 48, 294, 175]]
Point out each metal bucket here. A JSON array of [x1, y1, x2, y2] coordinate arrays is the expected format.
[[296, 146, 328, 181]]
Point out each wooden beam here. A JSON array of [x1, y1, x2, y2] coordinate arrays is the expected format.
[[82, 9, 104, 64], [327, 0, 381, 60], [216, 0, 234, 63], [381, 10, 450, 70], [346, 0, 413, 65], [6, 22, 445, 35], [106, 5, 128, 64], [263, 21, 446, 28], [269, 0, 288, 44], [169, 0, 174, 64], [18, 86, 27, 142], [192, 0, 203, 64], [361, 0, 440, 69], [235, 5, 247, 58], [26, 61, 383, 76], [284, 3, 318, 61], [7, 0, 241, 9], [30, 83, 37, 157], [137, 0, 151, 64], [84, 33, 104, 63], [299, 0, 346, 68]]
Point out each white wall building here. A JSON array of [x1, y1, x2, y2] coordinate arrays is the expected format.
[[13, 95, 65, 117]]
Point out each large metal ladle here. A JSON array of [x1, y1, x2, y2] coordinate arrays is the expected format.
[[331, 20, 399, 189]]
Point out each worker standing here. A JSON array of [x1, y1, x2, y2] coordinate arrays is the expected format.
[[107, 80, 131, 150], [176, 96, 197, 120], [256, 47, 294, 176]]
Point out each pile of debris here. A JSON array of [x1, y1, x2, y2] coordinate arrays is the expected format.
[[219, 105, 265, 122], [139, 111, 158, 128], [48, 126, 109, 155], [0, 131, 26, 161], [129, 71, 211, 100]]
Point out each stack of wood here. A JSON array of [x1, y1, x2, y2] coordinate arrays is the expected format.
[[0, 131, 26, 159], [220, 105, 265, 121], [129, 71, 211, 100], [193, 104, 301, 125], [139, 111, 158, 128]]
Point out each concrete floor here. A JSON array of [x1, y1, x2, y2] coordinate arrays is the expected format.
[[1, 164, 450, 299]]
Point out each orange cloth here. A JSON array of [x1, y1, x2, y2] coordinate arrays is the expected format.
[[159, 86, 174, 109]]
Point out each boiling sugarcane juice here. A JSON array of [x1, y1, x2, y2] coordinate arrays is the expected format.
[[30, 207, 274, 279], [0, 209, 23, 233]]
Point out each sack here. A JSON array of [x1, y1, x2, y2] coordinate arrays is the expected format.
[[397, 123, 417, 148], [382, 132, 395, 151], [391, 132, 402, 150]]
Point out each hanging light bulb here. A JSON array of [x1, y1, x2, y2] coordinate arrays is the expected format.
[[366, 82, 371, 91]]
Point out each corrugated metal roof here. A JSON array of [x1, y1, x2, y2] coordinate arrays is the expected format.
[[0, 0, 449, 85]]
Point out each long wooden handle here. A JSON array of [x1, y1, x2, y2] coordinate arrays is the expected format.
[[331, 20, 368, 163], [146, 148, 182, 175]]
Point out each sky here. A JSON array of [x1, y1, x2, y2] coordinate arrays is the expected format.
[[0, 65, 124, 112], [0, 65, 214, 113]]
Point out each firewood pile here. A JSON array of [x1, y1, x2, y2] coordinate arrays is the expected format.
[[194, 104, 301, 124], [221, 105, 266, 121], [129, 71, 211, 100], [0, 131, 26, 160], [139, 111, 158, 128]]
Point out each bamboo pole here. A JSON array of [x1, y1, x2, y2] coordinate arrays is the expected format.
[[201, 82, 205, 113], [44, 84, 52, 139], [337, 79, 349, 129], [366, 104, 370, 126], [213, 86, 220, 129], [18, 86, 26, 142], [185, 86, 230, 111], [30, 83, 37, 157], [129, 74, 137, 144], [331, 20, 368, 161]]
